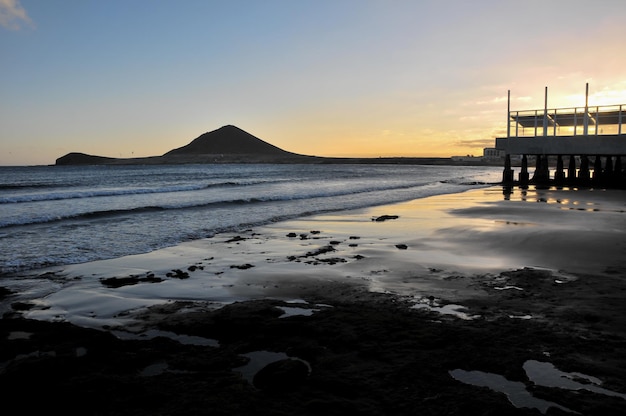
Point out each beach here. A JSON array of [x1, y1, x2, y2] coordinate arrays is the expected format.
[[1, 185, 626, 415]]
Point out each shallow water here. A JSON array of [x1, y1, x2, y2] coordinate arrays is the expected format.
[[451, 359, 626, 414], [0, 164, 500, 274]]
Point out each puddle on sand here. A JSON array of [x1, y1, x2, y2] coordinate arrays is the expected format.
[[276, 300, 333, 318], [7, 331, 32, 340], [113, 329, 219, 347], [451, 360, 626, 414], [524, 360, 626, 400], [277, 306, 318, 318], [233, 350, 311, 385], [449, 369, 575, 414], [411, 297, 479, 320]]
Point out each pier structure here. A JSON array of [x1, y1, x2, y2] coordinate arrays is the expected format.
[[495, 84, 626, 187]]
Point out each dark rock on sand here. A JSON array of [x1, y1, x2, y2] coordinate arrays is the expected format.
[[166, 269, 190, 279], [373, 215, 399, 222], [395, 244, 408, 250], [303, 245, 336, 257], [0, 286, 13, 299], [226, 236, 247, 243], [101, 274, 164, 288], [230, 264, 255, 270]]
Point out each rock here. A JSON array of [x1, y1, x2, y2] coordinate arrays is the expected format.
[[101, 275, 164, 288], [286, 232, 297, 238], [0, 286, 13, 299], [373, 215, 399, 222], [230, 264, 255, 270], [395, 244, 408, 250], [166, 269, 190, 279], [253, 358, 310, 391]]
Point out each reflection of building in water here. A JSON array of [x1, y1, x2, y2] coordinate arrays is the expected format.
[[495, 83, 626, 187]]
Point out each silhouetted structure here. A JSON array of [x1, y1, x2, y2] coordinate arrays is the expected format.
[[495, 84, 626, 188]]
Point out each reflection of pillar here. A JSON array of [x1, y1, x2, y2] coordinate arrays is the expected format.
[[579, 155, 590, 184], [567, 156, 577, 183], [555, 155, 565, 185], [519, 155, 529, 186], [502, 154, 514, 184], [605, 157, 614, 187]]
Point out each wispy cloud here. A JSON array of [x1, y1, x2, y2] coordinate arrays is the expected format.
[[0, 0, 33, 30]]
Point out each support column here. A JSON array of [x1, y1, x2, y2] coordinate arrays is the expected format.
[[502, 154, 514, 184], [592, 155, 603, 186], [554, 155, 565, 185], [531, 155, 550, 185], [518, 155, 529, 186], [583, 83, 589, 136], [579, 155, 591, 184], [567, 156, 577, 183], [543, 86, 549, 137]]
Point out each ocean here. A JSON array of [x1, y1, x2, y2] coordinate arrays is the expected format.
[[0, 163, 501, 275]]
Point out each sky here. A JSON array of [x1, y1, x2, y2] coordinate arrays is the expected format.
[[2, 0, 626, 166]]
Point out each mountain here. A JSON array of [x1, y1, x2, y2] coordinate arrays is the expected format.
[[164, 125, 297, 158], [55, 125, 313, 165]]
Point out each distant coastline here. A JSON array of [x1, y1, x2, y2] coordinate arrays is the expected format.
[[54, 151, 502, 167], [54, 125, 502, 167]]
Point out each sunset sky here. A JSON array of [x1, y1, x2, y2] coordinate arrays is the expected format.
[[2, 0, 626, 166]]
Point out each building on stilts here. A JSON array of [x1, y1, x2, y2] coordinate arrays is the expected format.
[[495, 83, 626, 188]]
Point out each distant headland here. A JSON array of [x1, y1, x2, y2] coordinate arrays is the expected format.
[[55, 125, 495, 166]]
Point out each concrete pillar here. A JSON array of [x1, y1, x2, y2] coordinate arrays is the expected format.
[[579, 155, 591, 184], [593, 155, 603, 185], [519, 155, 529, 186], [567, 156, 577, 183], [532, 155, 550, 185], [605, 157, 614, 186], [555, 155, 565, 185], [502, 154, 514, 184], [614, 156, 622, 177], [605, 156, 613, 176]]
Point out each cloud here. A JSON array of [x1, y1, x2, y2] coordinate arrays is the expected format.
[[0, 0, 33, 30]]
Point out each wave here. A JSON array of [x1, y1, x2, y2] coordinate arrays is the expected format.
[[0, 180, 489, 229], [0, 179, 286, 204]]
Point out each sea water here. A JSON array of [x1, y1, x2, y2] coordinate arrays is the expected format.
[[0, 163, 501, 275]]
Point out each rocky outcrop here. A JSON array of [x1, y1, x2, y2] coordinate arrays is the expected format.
[[55, 152, 117, 165]]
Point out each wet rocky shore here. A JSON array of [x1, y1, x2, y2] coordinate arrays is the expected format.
[[2, 268, 626, 415]]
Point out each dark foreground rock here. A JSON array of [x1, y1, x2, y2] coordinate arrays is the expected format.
[[1, 273, 626, 415]]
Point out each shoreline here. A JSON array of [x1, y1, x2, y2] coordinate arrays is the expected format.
[[2, 185, 624, 326], [2, 185, 625, 414]]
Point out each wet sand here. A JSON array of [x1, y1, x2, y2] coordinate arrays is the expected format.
[[1, 186, 625, 415]]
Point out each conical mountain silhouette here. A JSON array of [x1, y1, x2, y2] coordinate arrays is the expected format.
[[164, 125, 295, 157]]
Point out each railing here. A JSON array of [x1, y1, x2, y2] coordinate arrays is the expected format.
[[508, 104, 625, 138]]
